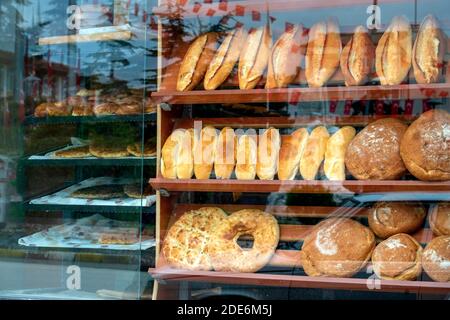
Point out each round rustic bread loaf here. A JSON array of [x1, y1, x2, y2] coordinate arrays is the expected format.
[[368, 202, 426, 239], [400, 109, 450, 181], [372, 233, 422, 280], [429, 203, 450, 236], [299, 218, 375, 277], [422, 236, 450, 282], [345, 118, 408, 180]]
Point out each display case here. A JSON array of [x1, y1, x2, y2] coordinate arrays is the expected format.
[[0, 0, 158, 299], [149, 0, 450, 300]]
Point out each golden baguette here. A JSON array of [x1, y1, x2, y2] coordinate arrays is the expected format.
[[300, 126, 330, 180], [305, 18, 342, 88], [340, 25, 375, 86], [412, 14, 447, 84], [235, 134, 258, 180], [256, 127, 281, 180], [238, 25, 272, 90], [177, 128, 195, 179], [194, 126, 218, 179], [277, 128, 309, 180], [266, 24, 308, 89], [161, 129, 185, 179], [375, 16, 412, 85], [204, 28, 248, 90], [177, 32, 218, 91], [324, 126, 356, 181], [214, 127, 236, 179]]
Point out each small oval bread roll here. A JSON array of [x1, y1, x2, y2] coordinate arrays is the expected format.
[[277, 128, 309, 180], [204, 27, 247, 90], [345, 118, 408, 180], [413, 15, 446, 84], [340, 25, 375, 86], [368, 202, 426, 239], [256, 128, 281, 180], [372, 233, 422, 281], [177, 32, 218, 91], [429, 203, 450, 236], [194, 126, 218, 179], [324, 126, 356, 181], [300, 126, 330, 180], [266, 24, 308, 89], [305, 18, 342, 88], [177, 129, 195, 179], [214, 127, 236, 179], [161, 129, 185, 179], [375, 16, 412, 85], [238, 24, 272, 90], [299, 218, 375, 277], [400, 109, 450, 181], [235, 134, 258, 180], [422, 236, 450, 282]]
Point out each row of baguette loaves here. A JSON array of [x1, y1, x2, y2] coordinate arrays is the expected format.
[[162, 203, 449, 281], [161, 109, 450, 181], [176, 14, 447, 91]]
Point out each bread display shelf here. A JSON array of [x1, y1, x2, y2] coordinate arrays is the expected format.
[[153, 0, 388, 18], [152, 83, 450, 105], [150, 203, 449, 295], [24, 202, 155, 214], [150, 178, 450, 194], [149, 266, 450, 294], [173, 115, 418, 129], [21, 157, 156, 167], [24, 113, 156, 126]]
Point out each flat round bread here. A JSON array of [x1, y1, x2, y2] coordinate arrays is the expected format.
[[127, 141, 157, 157], [162, 207, 228, 271], [55, 146, 91, 158], [71, 185, 125, 199], [208, 209, 280, 273], [124, 183, 154, 199], [89, 144, 130, 158]]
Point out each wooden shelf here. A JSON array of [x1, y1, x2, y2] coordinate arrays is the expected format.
[[154, 0, 380, 18], [149, 266, 450, 294], [152, 83, 450, 105], [172, 115, 418, 129], [150, 178, 450, 194]]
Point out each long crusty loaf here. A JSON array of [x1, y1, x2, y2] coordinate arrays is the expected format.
[[177, 32, 218, 91], [412, 15, 446, 84], [324, 126, 356, 181], [176, 128, 195, 179], [340, 25, 375, 86], [266, 24, 308, 89], [161, 129, 185, 179], [277, 128, 309, 180], [238, 25, 272, 90], [235, 134, 258, 180], [300, 126, 330, 180], [204, 28, 247, 90], [305, 18, 342, 88], [256, 127, 281, 180], [214, 127, 236, 179], [194, 126, 218, 179], [375, 16, 412, 85]]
